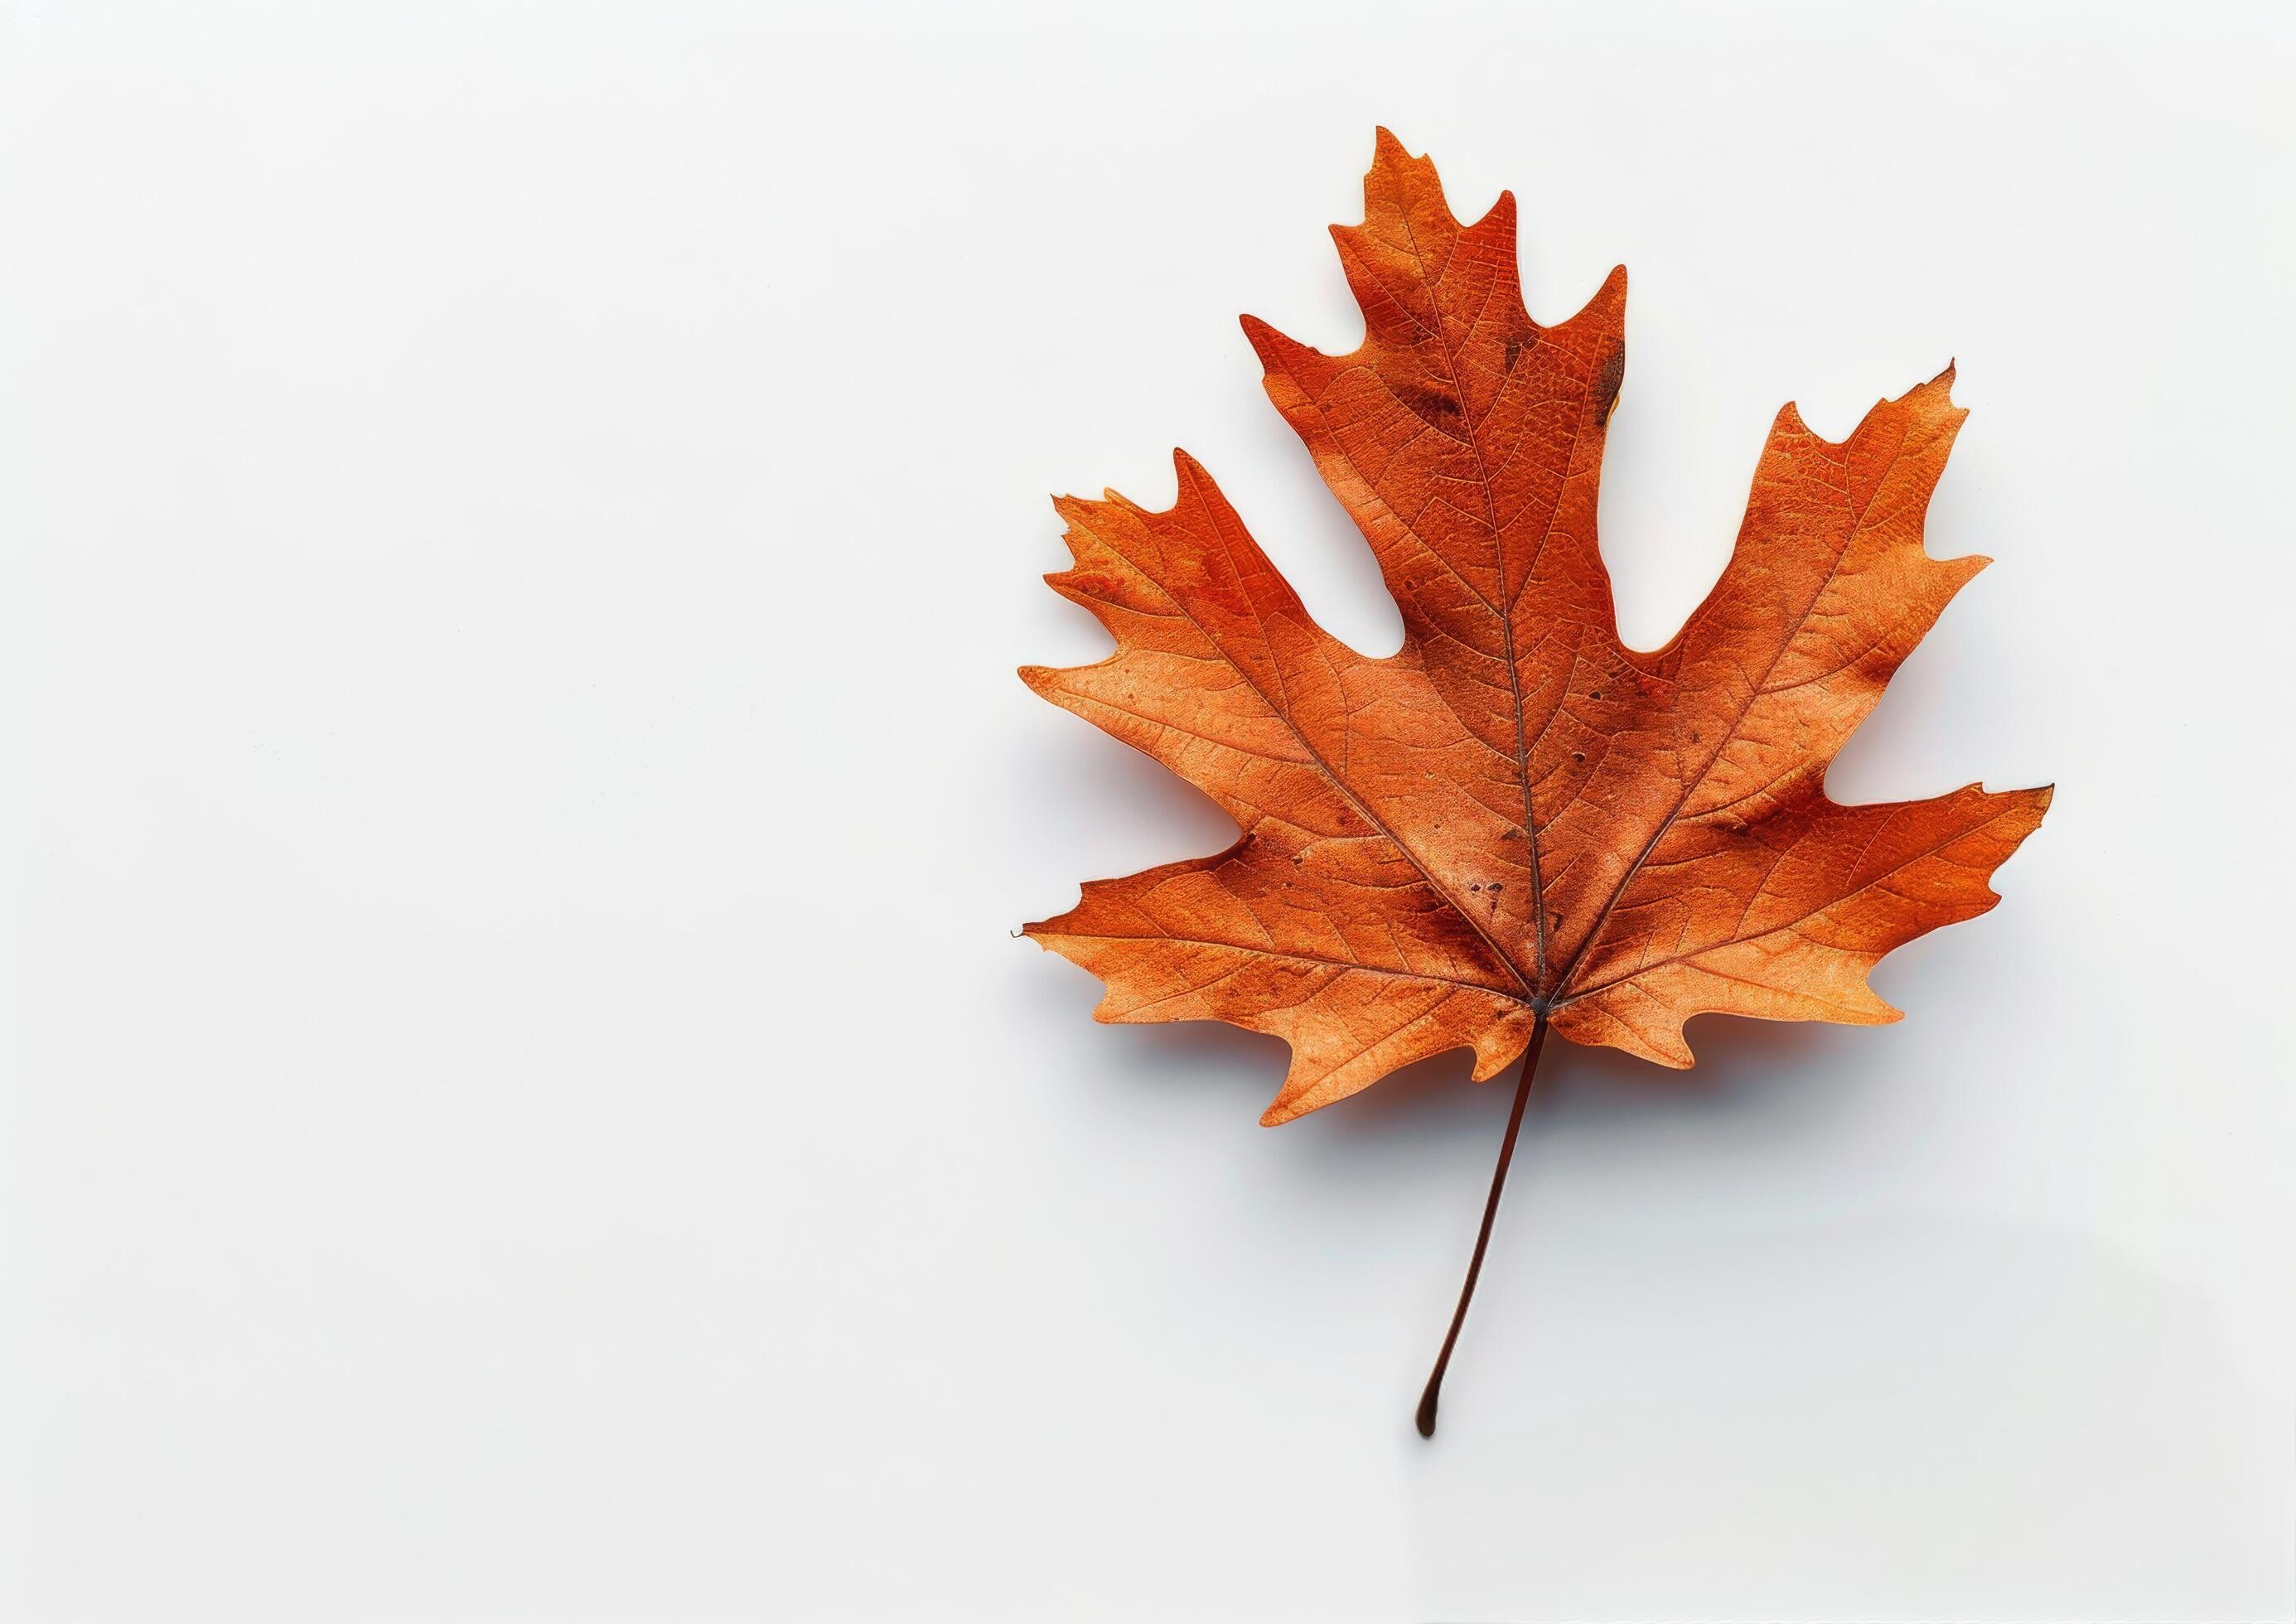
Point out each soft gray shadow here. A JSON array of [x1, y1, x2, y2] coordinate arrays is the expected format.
[[1284, 1006, 1882, 1167], [1012, 941, 1893, 1185], [1005, 954, 1287, 1112]]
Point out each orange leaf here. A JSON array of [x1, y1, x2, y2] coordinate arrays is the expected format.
[[1022, 130, 2049, 1434], [1026, 130, 2047, 1125]]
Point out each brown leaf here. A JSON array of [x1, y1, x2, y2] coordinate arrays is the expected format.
[[1024, 130, 2049, 1127]]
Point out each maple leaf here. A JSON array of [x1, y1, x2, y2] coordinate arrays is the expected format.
[[1021, 131, 2049, 1433]]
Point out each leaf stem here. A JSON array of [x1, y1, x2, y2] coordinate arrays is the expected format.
[[1415, 1015, 1550, 1439]]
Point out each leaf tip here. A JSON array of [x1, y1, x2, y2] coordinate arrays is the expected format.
[[1560, 263, 1630, 333], [1910, 360, 1960, 413], [1240, 310, 1313, 372]]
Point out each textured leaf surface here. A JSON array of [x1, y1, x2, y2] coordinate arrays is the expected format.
[[1025, 132, 2048, 1124]]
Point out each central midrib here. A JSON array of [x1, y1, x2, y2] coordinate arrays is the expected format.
[[1396, 209, 1554, 993]]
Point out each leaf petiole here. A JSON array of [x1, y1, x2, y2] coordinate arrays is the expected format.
[[1415, 1015, 1550, 1439]]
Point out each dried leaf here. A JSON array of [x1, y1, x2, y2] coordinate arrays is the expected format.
[[1021, 133, 2051, 1430]]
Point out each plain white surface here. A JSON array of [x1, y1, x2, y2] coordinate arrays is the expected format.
[[3, 1, 2293, 1619]]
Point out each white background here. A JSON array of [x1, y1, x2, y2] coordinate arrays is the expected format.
[[3, 2, 2292, 1619]]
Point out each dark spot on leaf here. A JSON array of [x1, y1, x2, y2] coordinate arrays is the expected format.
[[1593, 341, 1626, 425], [1395, 381, 1463, 435]]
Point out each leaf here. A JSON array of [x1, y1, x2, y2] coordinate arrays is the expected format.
[[1021, 130, 2049, 1434], [1025, 130, 2047, 1124]]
